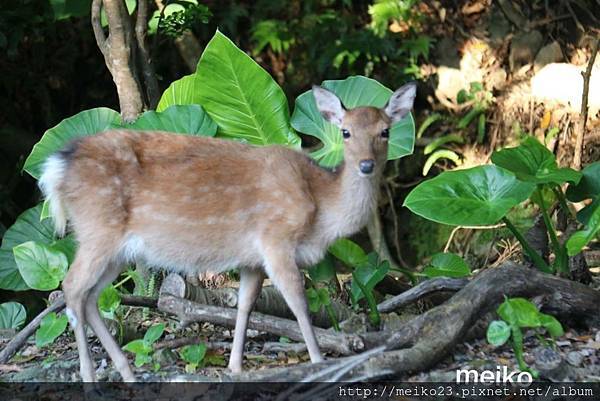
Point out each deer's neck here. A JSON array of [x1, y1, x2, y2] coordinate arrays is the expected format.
[[313, 162, 380, 243]]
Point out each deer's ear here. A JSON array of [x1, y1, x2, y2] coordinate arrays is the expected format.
[[312, 86, 345, 127], [384, 82, 417, 123]]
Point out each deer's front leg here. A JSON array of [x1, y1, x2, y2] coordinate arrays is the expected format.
[[261, 246, 324, 364], [228, 268, 265, 373]]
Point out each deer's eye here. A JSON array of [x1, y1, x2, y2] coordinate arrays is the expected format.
[[381, 128, 390, 138], [341, 129, 351, 139]]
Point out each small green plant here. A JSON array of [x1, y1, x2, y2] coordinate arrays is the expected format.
[[405, 137, 598, 275], [422, 252, 471, 278], [329, 239, 389, 326], [487, 297, 564, 375], [0, 302, 26, 330], [306, 255, 340, 331], [456, 82, 493, 143], [35, 312, 68, 348], [123, 323, 165, 370], [178, 343, 207, 373]]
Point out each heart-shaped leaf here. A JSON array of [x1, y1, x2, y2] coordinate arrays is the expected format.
[[158, 30, 300, 147], [123, 339, 152, 355], [179, 343, 207, 365], [0, 204, 55, 291], [423, 252, 471, 278], [144, 323, 165, 344], [498, 298, 540, 328], [291, 75, 415, 167], [98, 285, 121, 315], [487, 320, 511, 346], [404, 165, 535, 226], [539, 313, 564, 337], [24, 108, 121, 179], [566, 162, 600, 202], [491, 136, 581, 185], [35, 312, 68, 347], [13, 241, 69, 291], [120, 104, 217, 136], [328, 238, 368, 268], [307, 254, 336, 283], [0, 302, 26, 330], [350, 254, 389, 304], [566, 204, 600, 256]]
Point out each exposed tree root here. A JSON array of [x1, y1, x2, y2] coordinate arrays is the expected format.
[[230, 262, 600, 382]]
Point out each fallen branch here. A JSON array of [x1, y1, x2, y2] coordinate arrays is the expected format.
[[232, 262, 600, 382], [157, 293, 366, 355], [0, 294, 65, 364], [377, 277, 468, 313], [160, 274, 352, 328]]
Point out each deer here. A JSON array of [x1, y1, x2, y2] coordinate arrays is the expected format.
[[38, 82, 416, 381]]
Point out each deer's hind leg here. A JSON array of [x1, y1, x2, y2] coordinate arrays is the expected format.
[[85, 261, 135, 382], [62, 248, 114, 382]]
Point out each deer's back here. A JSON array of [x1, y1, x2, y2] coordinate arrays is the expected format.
[[59, 130, 319, 273]]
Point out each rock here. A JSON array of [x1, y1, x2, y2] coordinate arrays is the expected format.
[[534, 41, 563, 72], [533, 346, 568, 381], [566, 351, 584, 367], [436, 66, 469, 102], [154, 348, 177, 366], [531, 63, 600, 112], [509, 31, 543, 71]]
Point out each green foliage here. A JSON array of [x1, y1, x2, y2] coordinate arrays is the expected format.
[[49, 0, 92, 21], [566, 161, 600, 224], [251, 19, 294, 54], [307, 254, 336, 283], [121, 105, 217, 136], [179, 343, 207, 373], [422, 252, 471, 278], [487, 297, 563, 374], [13, 241, 68, 291], [422, 149, 461, 176], [0, 204, 58, 291], [404, 165, 535, 226], [158, 30, 300, 147], [566, 205, 600, 256], [24, 108, 121, 179], [123, 323, 165, 368], [35, 312, 68, 347], [368, 0, 419, 37], [328, 238, 368, 268], [0, 301, 26, 330], [98, 285, 122, 318], [149, 1, 211, 38], [491, 137, 581, 185], [291, 76, 415, 167]]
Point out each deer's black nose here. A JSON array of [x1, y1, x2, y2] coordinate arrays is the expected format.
[[359, 159, 375, 175]]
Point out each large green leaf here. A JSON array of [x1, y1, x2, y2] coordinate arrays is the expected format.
[[486, 320, 510, 346], [498, 298, 540, 328], [35, 312, 68, 347], [291, 75, 415, 167], [0, 302, 26, 330], [328, 238, 368, 268], [566, 162, 600, 224], [350, 253, 389, 304], [404, 165, 535, 226], [24, 108, 121, 179], [13, 241, 69, 291], [157, 31, 300, 147], [121, 105, 217, 136], [423, 252, 471, 278], [566, 204, 600, 256], [491, 136, 581, 185], [0, 204, 55, 291]]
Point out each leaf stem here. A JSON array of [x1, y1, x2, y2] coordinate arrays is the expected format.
[[501, 217, 552, 273], [536, 185, 567, 273], [352, 272, 381, 327]]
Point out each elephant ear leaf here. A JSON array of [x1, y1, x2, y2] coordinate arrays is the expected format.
[[404, 165, 535, 226], [491, 136, 581, 185]]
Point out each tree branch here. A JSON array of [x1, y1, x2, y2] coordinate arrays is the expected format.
[[573, 36, 600, 169], [135, 0, 160, 108], [91, 0, 107, 55]]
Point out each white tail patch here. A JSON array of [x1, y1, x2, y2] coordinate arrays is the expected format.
[[39, 154, 68, 237]]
